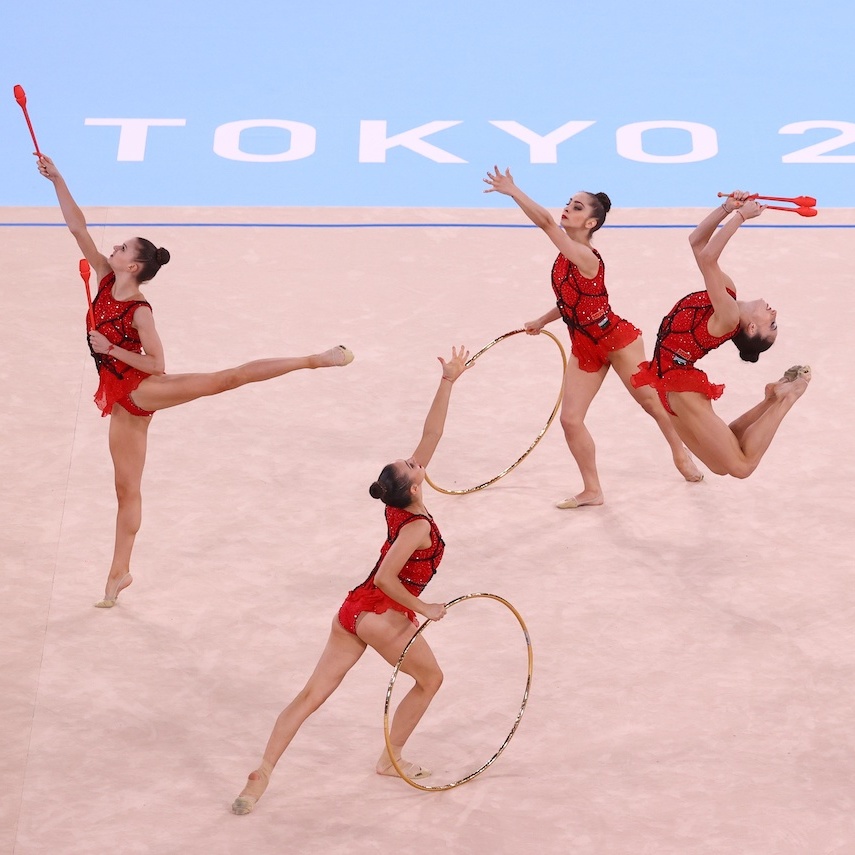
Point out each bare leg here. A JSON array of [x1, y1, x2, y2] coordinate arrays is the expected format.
[[232, 617, 367, 815], [608, 340, 703, 482], [132, 346, 353, 413], [729, 365, 805, 442], [356, 610, 443, 779], [667, 367, 811, 478], [555, 356, 609, 508], [94, 406, 151, 607]]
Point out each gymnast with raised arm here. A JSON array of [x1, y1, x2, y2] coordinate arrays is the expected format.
[[37, 154, 354, 607], [631, 191, 810, 478], [484, 166, 702, 508], [231, 347, 469, 815]]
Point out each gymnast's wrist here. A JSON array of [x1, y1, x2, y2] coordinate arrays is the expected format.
[[721, 202, 735, 215]]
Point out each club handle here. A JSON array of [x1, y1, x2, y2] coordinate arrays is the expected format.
[[79, 259, 96, 329]]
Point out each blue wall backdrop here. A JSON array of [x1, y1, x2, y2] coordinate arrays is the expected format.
[[3, 1, 852, 208]]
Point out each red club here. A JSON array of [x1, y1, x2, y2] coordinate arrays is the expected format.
[[717, 192, 817, 207], [79, 259, 96, 330], [717, 192, 818, 217], [13, 84, 43, 157], [764, 205, 818, 218]]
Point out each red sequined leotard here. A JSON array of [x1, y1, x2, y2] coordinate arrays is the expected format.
[[90, 273, 154, 417], [338, 506, 445, 635], [551, 249, 640, 371], [631, 288, 740, 415]]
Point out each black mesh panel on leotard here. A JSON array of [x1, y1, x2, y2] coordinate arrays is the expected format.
[[650, 292, 716, 377], [398, 526, 445, 593], [90, 287, 150, 380], [351, 513, 445, 597], [551, 251, 611, 345]]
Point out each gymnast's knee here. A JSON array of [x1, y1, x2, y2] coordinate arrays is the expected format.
[[559, 411, 585, 434], [726, 460, 755, 479], [114, 479, 141, 506], [294, 684, 334, 715], [634, 389, 662, 418], [419, 667, 443, 696]]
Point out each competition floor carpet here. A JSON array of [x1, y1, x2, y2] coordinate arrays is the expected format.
[[2, 205, 854, 855]]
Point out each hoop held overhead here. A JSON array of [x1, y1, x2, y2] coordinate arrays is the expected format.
[[426, 328, 567, 495], [383, 592, 533, 792]]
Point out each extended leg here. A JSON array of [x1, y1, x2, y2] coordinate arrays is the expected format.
[[132, 346, 353, 412], [232, 617, 367, 814]]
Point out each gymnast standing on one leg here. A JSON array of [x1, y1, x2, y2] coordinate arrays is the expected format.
[[231, 347, 469, 815], [37, 154, 354, 607], [483, 166, 702, 509], [631, 191, 810, 478]]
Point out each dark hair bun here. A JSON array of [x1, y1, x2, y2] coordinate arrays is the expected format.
[[369, 481, 385, 500], [739, 351, 760, 363], [155, 247, 171, 266], [595, 192, 612, 213]]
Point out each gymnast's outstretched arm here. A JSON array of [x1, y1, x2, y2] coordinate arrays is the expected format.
[[483, 166, 600, 277], [411, 346, 470, 469], [37, 155, 112, 283]]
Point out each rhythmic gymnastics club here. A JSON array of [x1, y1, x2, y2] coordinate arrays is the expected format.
[[717, 192, 817, 207], [79, 259, 96, 330], [763, 205, 818, 218], [13, 85, 43, 157]]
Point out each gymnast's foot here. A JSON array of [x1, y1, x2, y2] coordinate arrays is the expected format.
[[673, 447, 704, 483], [784, 364, 812, 397], [93, 573, 133, 608], [376, 750, 431, 780], [769, 364, 811, 399], [232, 763, 272, 815], [556, 490, 603, 509], [311, 345, 354, 368]]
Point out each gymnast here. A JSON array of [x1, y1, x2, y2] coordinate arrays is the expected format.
[[37, 154, 354, 607], [483, 166, 702, 508], [231, 347, 469, 815], [631, 191, 810, 478]]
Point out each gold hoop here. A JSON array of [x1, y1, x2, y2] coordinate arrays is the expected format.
[[425, 328, 567, 495], [382, 592, 534, 792]]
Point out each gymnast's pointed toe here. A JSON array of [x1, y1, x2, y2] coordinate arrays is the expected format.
[[329, 345, 354, 366]]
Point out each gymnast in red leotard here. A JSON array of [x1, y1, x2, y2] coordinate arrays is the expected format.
[[549, 245, 642, 371], [89, 270, 157, 417], [631, 191, 811, 478], [483, 166, 703, 508], [231, 347, 469, 815], [38, 155, 354, 608], [337, 505, 445, 635], [631, 286, 741, 417]]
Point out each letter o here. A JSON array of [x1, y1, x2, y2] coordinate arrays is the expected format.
[[616, 121, 718, 163], [213, 120, 316, 162]]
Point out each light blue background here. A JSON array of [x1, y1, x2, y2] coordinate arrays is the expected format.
[[3, 1, 852, 207]]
